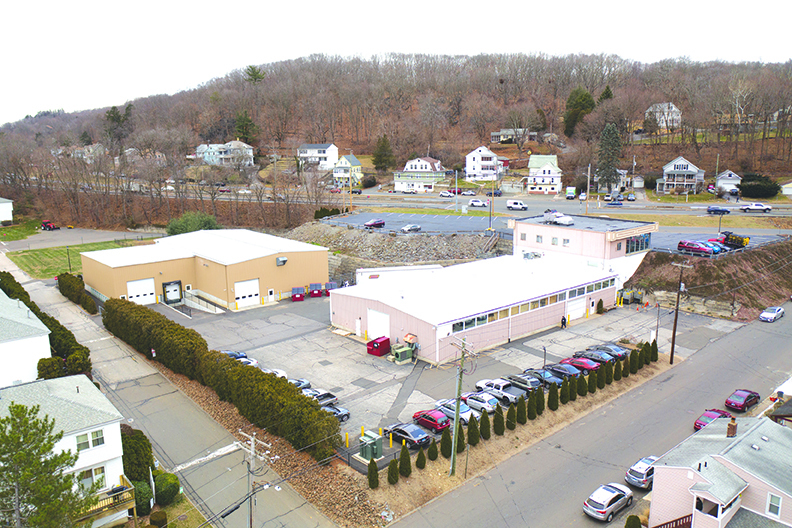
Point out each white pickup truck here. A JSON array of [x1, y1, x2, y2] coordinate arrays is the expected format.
[[474, 379, 527, 405]]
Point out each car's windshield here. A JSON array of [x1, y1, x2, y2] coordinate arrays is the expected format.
[[730, 393, 746, 403]]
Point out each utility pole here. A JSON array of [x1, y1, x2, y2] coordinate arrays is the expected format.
[[238, 431, 271, 528], [586, 164, 591, 215], [669, 261, 693, 365], [449, 338, 469, 476]]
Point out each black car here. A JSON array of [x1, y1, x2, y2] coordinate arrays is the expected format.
[[322, 404, 350, 422], [220, 350, 248, 360], [707, 205, 730, 215], [523, 368, 564, 388], [350, 188, 362, 194], [364, 219, 385, 229], [575, 349, 616, 364], [587, 344, 630, 361], [545, 363, 582, 380], [384, 423, 431, 449], [486, 189, 503, 197]]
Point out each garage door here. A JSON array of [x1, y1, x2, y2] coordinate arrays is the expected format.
[[567, 297, 586, 320], [367, 309, 390, 340], [127, 278, 156, 305], [164, 282, 181, 303], [234, 279, 260, 308]]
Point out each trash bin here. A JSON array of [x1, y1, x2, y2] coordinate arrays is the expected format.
[[367, 337, 391, 357], [309, 283, 323, 297]]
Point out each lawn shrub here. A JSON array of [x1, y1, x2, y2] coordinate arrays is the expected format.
[[506, 403, 516, 430], [428, 438, 438, 460], [149, 511, 167, 528], [614, 358, 622, 381], [368, 458, 379, 489], [516, 395, 527, 424], [479, 410, 491, 440], [399, 444, 412, 478], [560, 379, 569, 405], [468, 417, 480, 446], [387, 460, 399, 485], [547, 383, 559, 411], [493, 404, 505, 436], [535, 386, 545, 415], [121, 426, 155, 482], [154, 473, 180, 506], [131, 480, 152, 516], [440, 428, 452, 458], [588, 372, 597, 394], [416, 447, 426, 469]]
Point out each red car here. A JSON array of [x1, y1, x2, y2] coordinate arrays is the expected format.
[[725, 389, 761, 412], [694, 409, 732, 430], [330, 188, 342, 193], [560, 357, 601, 375], [412, 409, 451, 434]]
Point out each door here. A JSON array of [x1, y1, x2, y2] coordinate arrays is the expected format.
[[567, 297, 586, 320], [126, 278, 156, 305], [234, 279, 260, 308], [367, 309, 390, 339], [163, 281, 181, 304], [267, 288, 275, 303]]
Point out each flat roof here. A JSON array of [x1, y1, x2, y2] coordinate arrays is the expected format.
[[333, 255, 616, 326], [516, 214, 656, 233], [82, 229, 328, 268]]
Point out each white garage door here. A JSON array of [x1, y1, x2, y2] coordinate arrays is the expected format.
[[567, 297, 586, 320], [164, 282, 181, 302], [234, 279, 260, 308], [367, 309, 390, 340], [127, 278, 156, 305]]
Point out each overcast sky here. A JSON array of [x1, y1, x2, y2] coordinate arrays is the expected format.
[[3, 0, 790, 127]]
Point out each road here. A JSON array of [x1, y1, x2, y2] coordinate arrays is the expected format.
[[394, 310, 792, 527]]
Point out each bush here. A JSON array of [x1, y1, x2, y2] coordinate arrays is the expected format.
[[597, 365, 606, 389], [387, 460, 399, 485], [506, 404, 516, 430], [37, 357, 66, 379], [630, 351, 639, 374], [625, 515, 642, 528], [468, 417, 480, 446], [416, 447, 426, 470], [596, 299, 604, 314], [605, 361, 613, 385], [367, 458, 379, 489], [577, 375, 588, 397], [493, 404, 505, 436], [535, 386, 545, 415], [516, 395, 527, 425], [456, 425, 466, 453], [166, 211, 219, 236], [149, 511, 167, 528], [361, 174, 377, 189], [642, 342, 651, 366], [479, 410, 491, 440], [427, 438, 438, 460], [131, 480, 152, 516], [614, 358, 622, 381], [527, 391, 537, 420], [651, 340, 659, 362], [314, 207, 341, 220], [622, 357, 631, 378], [399, 444, 412, 478], [154, 473, 180, 506], [122, 427, 155, 482], [588, 372, 597, 395], [547, 383, 559, 411], [440, 428, 452, 459], [66, 348, 91, 375], [560, 379, 569, 405], [81, 293, 98, 314], [568, 378, 577, 401]]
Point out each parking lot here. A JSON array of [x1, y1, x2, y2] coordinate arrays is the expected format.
[[322, 210, 511, 236]]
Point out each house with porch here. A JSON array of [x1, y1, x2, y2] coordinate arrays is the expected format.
[[522, 154, 562, 194], [196, 141, 254, 167], [333, 154, 363, 187], [659, 156, 705, 194], [490, 128, 537, 144], [393, 157, 445, 193], [297, 143, 338, 171], [716, 170, 742, 193], [465, 146, 503, 181], [646, 102, 682, 131]]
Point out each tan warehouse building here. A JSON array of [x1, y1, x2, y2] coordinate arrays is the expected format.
[[81, 229, 328, 310]]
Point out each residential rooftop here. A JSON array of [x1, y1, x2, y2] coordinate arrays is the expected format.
[[0, 288, 50, 344]]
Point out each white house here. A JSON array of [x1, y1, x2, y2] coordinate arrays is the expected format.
[[465, 146, 503, 181], [783, 181, 792, 196], [0, 197, 12, 223], [0, 375, 133, 527], [490, 128, 537, 143], [646, 102, 682, 130], [0, 289, 52, 388], [595, 169, 631, 193], [332, 154, 363, 187], [298, 143, 338, 171], [660, 156, 705, 194], [393, 157, 445, 192], [716, 170, 742, 193], [523, 154, 562, 194], [195, 141, 254, 167]]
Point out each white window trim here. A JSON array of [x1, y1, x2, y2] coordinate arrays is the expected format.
[[767, 493, 782, 517]]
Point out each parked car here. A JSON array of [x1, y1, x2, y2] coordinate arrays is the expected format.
[[616, 193, 625, 201], [677, 240, 714, 255], [574, 349, 616, 364], [322, 404, 350, 422], [707, 241, 731, 252], [401, 188, 417, 194], [725, 389, 761, 412], [461, 190, 476, 196], [161, 185, 175, 192], [739, 202, 772, 213], [448, 188, 463, 194], [707, 205, 730, 215], [486, 189, 503, 197], [218, 187, 232, 193], [237, 188, 252, 194], [504, 373, 543, 393], [579, 192, 587, 201], [604, 193, 612, 201], [694, 409, 732, 431], [302, 388, 338, 406], [350, 188, 362, 194], [237, 357, 260, 368], [434, 398, 481, 425], [468, 199, 487, 207], [401, 224, 421, 233], [412, 409, 451, 433], [439, 191, 453, 197], [698, 241, 723, 254], [364, 219, 385, 228], [626, 193, 635, 201], [583, 483, 633, 522], [759, 306, 785, 322], [330, 188, 342, 193], [260, 367, 287, 378], [288, 378, 311, 390], [560, 357, 600, 375], [474, 379, 526, 405], [624, 456, 658, 489], [220, 350, 248, 360], [545, 363, 582, 380], [461, 391, 499, 414], [606, 201, 623, 206], [586, 344, 630, 361], [522, 369, 564, 389], [384, 423, 431, 449]]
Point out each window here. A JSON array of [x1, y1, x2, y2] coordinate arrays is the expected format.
[[563, 238, 570, 247], [577, 287, 585, 297], [530, 301, 539, 310], [77, 434, 90, 452], [557, 291, 566, 301], [77, 429, 104, 451], [536, 235, 543, 243], [91, 430, 104, 447], [767, 494, 781, 517], [539, 298, 548, 307], [617, 242, 622, 251], [587, 285, 594, 293], [520, 233, 526, 241], [552, 238, 558, 246], [520, 303, 531, 313], [511, 306, 519, 316], [595, 282, 602, 291], [476, 315, 487, 326], [499, 309, 509, 319], [80, 466, 105, 489], [548, 295, 558, 304], [569, 289, 578, 299]]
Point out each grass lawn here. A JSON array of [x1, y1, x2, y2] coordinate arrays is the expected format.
[[0, 218, 43, 241], [593, 213, 779, 229], [7, 239, 155, 279]]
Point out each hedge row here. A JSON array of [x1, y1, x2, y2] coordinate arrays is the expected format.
[[57, 273, 97, 314], [120, 424, 155, 482], [0, 271, 92, 378], [101, 298, 340, 460]]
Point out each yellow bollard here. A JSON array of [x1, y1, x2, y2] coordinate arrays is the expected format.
[[389, 433, 393, 448], [345, 432, 349, 448], [402, 439, 406, 446], [379, 428, 382, 437], [586, 308, 589, 318], [361, 426, 365, 438], [567, 314, 570, 326]]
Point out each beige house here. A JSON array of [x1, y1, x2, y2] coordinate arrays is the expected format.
[[81, 230, 328, 310]]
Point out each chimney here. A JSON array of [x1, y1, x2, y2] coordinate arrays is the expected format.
[[727, 417, 737, 438]]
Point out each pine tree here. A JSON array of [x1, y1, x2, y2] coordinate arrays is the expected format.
[[568, 378, 578, 401], [563, 87, 596, 137], [399, 443, 412, 478], [493, 404, 505, 436], [643, 342, 652, 366], [577, 374, 588, 397], [597, 123, 622, 192], [480, 410, 491, 440], [368, 458, 379, 489], [468, 416, 480, 447], [427, 438, 438, 461], [605, 361, 613, 385], [387, 459, 399, 485], [440, 428, 452, 459], [630, 351, 639, 374], [622, 357, 631, 378], [79, 131, 92, 146], [506, 403, 517, 430], [651, 339, 659, 362], [597, 364, 606, 389], [588, 372, 597, 394], [614, 358, 622, 381], [547, 382, 559, 411], [535, 386, 545, 416], [372, 135, 395, 172], [527, 390, 537, 420], [516, 395, 527, 425], [598, 85, 614, 104], [234, 110, 258, 145], [560, 378, 570, 405], [416, 447, 426, 469], [456, 424, 466, 453]]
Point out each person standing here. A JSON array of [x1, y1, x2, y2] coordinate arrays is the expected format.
[[561, 315, 567, 329]]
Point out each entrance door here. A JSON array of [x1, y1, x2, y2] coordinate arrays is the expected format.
[[268, 288, 275, 303], [234, 279, 260, 308], [126, 278, 156, 305]]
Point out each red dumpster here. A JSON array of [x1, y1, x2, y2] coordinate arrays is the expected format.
[[309, 283, 323, 297], [291, 287, 305, 301], [367, 337, 391, 357], [324, 282, 338, 296]]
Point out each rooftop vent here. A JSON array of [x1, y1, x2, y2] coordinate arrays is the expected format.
[[761, 436, 769, 442], [751, 444, 760, 451]]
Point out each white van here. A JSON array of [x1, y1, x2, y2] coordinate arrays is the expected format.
[[507, 200, 528, 210]]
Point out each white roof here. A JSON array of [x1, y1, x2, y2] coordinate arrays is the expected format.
[[82, 229, 328, 268], [334, 255, 616, 326]]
